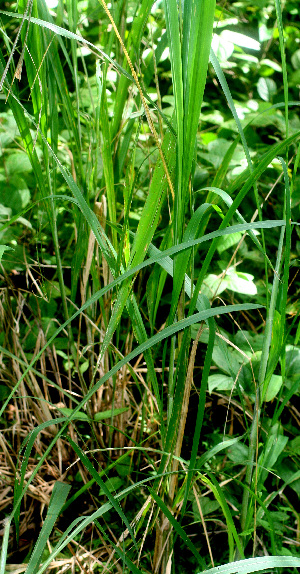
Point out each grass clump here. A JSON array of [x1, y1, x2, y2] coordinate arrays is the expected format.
[[0, 0, 300, 573]]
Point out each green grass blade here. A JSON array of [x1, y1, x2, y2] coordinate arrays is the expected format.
[[97, 62, 117, 249], [169, 203, 212, 323], [182, 0, 215, 197], [149, 487, 203, 566], [110, 0, 153, 140], [210, 48, 268, 306], [277, 157, 291, 347], [94, 122, 176, 377], [0, 346, 78, 404], [33, 504, 113, 574], [274, 0, 289, 138], [126, 295, 164, 433], [203, 472, 244, 561], [9, 304, 263, 535], [94, 521, 144, 574], [210, 49, 252, 169], [199, 186, 275, 272], [13, 418, 67, 540], [164, 0, 183, 235], [179, 317, 215, 519], [0, 9, 134, 81], [25, 482, 71, 574], [129, 123, 176, 266], [0, 219, 282, 422], [0, 517, 11, 574], [197, 556, 300, 574], [66, 437, 138, 551]]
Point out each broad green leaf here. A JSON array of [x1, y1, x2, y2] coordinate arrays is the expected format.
[[0, 175, 31, 213], [227, 442, 249, 464], [220, 30, 260, 51], [223, 269, 257, 296], [202, 269, 257, 297], [212, 345, 241, 376], [285, 345, 300, 381], [211, 34, 234, 62], [115, 461, 131, 477], [0, 245, 13, 263], [289, 436, 300, 455], [0, 385, 10, 400], [217, 232, 243, 254], [192, 497, 220, 520], [257, 77, 277, 102], [276, 459, 300, 497], [258, 431, 288, 487], [264, 374, 284, 402], [196, 437, 242, 469], [291, 48, 300, 70], [5, 152, 32, 174], [208, 374, 234, 393]]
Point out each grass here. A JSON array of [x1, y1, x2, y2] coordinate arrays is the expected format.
[[0, 0, 300, 572]]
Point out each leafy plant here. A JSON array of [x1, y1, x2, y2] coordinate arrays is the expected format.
[[0, 0, 299, 573]]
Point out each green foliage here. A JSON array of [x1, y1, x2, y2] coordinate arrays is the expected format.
[[0, 0, 299, 572]]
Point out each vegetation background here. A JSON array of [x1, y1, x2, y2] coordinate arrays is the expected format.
[[0, 0, 300, 573]]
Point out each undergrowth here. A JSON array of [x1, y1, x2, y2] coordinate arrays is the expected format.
[[0, 0, 300, 573]]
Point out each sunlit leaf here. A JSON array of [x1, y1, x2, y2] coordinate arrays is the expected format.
[[257, 77, 277, 101]]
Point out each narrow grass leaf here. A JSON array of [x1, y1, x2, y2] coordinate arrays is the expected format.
[[182, 0, 216, 196], [202, 472, 244, 561], [56, 406, 128, 421], [210, 49, 252, 169], [0, 10, 134, 81], [277, 157, 292, 348], [94, 520, 144, 574], [170, 203, 212, 323], [274, 0, 289, 137], [25, 482, 71, 574], [10, 304, 263, 533], [211, 137, 240, 189], [199, 186, 274, 271], [0, 220, 279, 420], [98, 64, 117, 248], [163, 0, 184, 245], [66, 437, 138, 551], [0, 517, 11, 574], [197, 556, 300, 574], [180, 318, 215, 521], [149, 487, 202, 565]]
